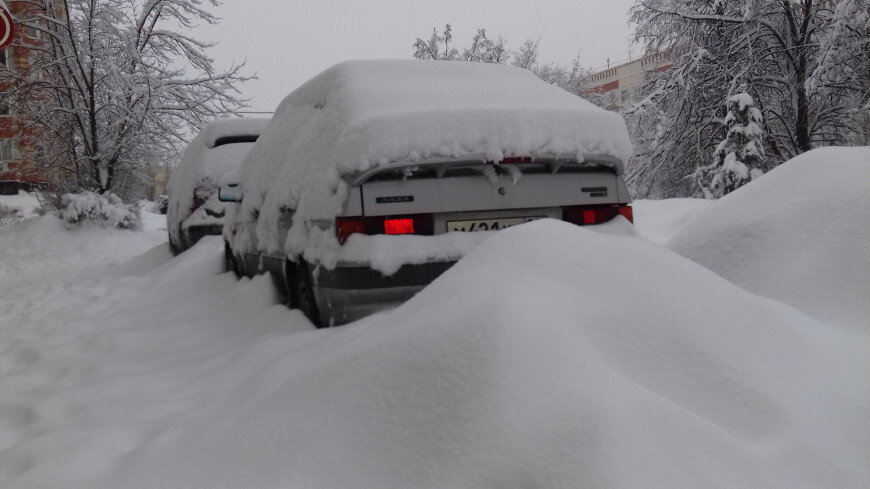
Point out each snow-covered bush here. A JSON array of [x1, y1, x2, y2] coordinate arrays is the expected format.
[[0, 203, 24, 228], [58, 192, 141, 230]]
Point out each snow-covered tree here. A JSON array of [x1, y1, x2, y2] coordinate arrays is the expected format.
[[809, 0, 870, 144], [697, 92, 765, 198], [512, 39, 585, 93], [413, 24, 461, 61], [413, 25, 587, 93], [4, 0, 250, 198], [626, 0, 870, 197], [464, 29, 509, 64]]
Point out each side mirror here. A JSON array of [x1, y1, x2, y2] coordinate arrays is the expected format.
[[218, 183, 243, 202]]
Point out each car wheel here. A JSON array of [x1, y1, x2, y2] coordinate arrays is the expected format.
[[287, 261, 323, 327]]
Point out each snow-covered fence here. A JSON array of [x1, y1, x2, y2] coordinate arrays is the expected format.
[[58, 192, 141, 230]]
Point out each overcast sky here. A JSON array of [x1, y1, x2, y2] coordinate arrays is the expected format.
[[197, 0, 637, 113]]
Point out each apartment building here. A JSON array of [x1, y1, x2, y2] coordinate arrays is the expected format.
[[0, 0, 48, 189], [582, 53, 672, 109]]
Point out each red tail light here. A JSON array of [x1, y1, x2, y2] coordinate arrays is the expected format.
[[384, 218, 414, 235], [563, 204, 633, 226], [335, 214, 433, 244], [336, 217, 365, 244]]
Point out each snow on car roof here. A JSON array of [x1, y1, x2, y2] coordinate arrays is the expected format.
[[198, 117, 271, 149], [278, 59, 630, 166], [239, 59, 633, 256]]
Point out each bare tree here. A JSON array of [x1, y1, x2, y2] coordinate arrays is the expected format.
[[4, 0, 250, 198]]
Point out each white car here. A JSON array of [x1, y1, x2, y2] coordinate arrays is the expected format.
[[222, 60, 634, 326], [166, 118, 269, 254]]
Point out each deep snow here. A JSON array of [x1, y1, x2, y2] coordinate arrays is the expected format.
[[668, 146, 870, 331], [0, 148, 868, 489]]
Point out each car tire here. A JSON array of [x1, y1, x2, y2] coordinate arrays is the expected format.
[[286, 261, 323, 328]]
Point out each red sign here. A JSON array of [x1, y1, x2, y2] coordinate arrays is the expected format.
[[0, 0, 13, 50]]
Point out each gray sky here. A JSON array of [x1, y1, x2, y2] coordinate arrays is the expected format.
[[197, 0, 637, 113]]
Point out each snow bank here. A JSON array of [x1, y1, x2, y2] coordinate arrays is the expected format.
[[238, 59, 633, 255], [1, 203, 867, 489], [668, 146, 870, 331], [166, 118, 269, 244], [106, 221, 865, 489], [632, 198, 713, 244]]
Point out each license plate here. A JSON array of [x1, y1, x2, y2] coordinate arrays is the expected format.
[[447, 216, 544, 232]]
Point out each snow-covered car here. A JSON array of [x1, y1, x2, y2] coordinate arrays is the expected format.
[[166, 118, 270, 254], [222, 60, 634, 326]]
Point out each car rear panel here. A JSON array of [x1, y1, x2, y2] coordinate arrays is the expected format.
[[346, 158, 629, 234], [320, 156, 631, 325]]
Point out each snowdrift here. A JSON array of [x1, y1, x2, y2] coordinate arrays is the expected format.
[[668, 146, 870, 330], [632, 198, 713, 244], [107, 220, 867, 489]]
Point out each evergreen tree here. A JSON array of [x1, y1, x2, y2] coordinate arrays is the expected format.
[[697, 93, 765, 198]]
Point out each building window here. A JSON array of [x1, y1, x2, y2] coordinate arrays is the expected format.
[[1, 47, 12, 71], [0, 91, 9, 115], [28, 25, 42, 40], [34, 143, 46, 164], [0, 139, 16, 162]]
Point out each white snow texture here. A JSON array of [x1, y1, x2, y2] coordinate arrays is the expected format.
[[0, 147, 867, 489]]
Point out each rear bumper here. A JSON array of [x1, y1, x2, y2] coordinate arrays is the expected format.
[[313, 261, 454, 325]]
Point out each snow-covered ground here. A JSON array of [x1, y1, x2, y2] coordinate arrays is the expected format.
[[0, 148, 868, 489]]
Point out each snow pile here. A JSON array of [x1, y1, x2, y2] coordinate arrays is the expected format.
[[1, 201, 867, 488], [58, 191, 140, 229], [668, 146, 870, 330], [0, 213, 165, 312], [238, 59, 633, 255], [196, 118, 271, 149], [166, 118, 269, 244], [105, 220, 866, 489], [632, 198, 712, 244]]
